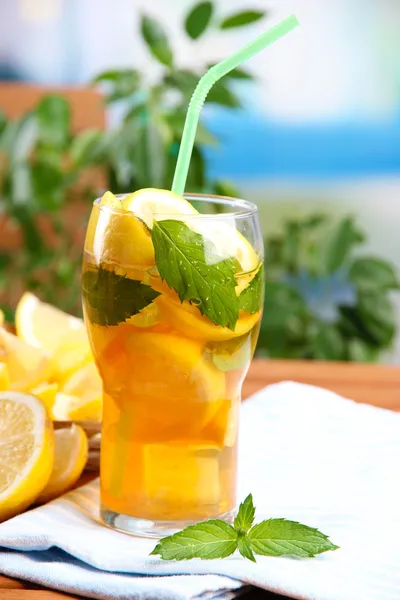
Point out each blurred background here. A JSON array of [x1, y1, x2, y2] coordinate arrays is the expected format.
[[1, 0, 400, 362]]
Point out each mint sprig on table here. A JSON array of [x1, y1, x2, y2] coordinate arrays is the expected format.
[[150, 494, 338, 562], [151, 220, 263, 330], [82, 267, 160, 326]]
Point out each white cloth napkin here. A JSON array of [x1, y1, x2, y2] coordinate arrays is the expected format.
[[0, 381, 399, 600]]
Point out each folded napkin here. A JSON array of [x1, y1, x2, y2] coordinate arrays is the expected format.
[[0, 381, 399, 600]]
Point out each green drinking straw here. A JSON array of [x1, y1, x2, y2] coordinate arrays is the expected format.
[[171, 14, 299, 196]]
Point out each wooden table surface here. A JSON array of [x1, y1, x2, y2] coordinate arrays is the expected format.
[[2, 358, 400, 599]]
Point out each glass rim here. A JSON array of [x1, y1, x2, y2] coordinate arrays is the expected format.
[[93, 192, 258, 220]]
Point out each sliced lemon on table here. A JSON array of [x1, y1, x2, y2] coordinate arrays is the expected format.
[[15, 292, 84, 353], [30, 382, 59, 415], [52, 391, 102, 421], [0, 391, 54, 521], [0, 363, 9, 391], [0, 328, 53, 391], [36, 424, 88, 504], [57, 362, 102, 421], [52, 328, 93, 385]]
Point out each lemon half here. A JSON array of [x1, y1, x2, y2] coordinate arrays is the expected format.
[[0, 391, 54, 521]]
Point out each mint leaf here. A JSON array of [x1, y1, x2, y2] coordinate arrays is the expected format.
[[234, 493, 255, 532], [237, 535, 256, 562], [248, 518, 339, 558], [239, 267, 263, 314], [150, 520, 237, 560], [82, 267, 160, 326], [152, 220, 239, 329]]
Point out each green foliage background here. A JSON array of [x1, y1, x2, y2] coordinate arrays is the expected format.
[[0, 2, 398, 360]]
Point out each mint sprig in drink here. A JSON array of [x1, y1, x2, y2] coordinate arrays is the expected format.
[[82, 16, 299, 537]]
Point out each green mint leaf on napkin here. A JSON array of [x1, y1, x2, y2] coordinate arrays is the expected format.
[[150, 520, 237, 560], [234, 493, 255, 532], [239, 267, 263, 314], [82, 267, 160, 326], [237, 535, 257, 562], [152, 220, 239, 329], [248, 518, 339, 558], [150, 495, 338, 562]]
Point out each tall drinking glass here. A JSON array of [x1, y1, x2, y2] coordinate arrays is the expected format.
[[82, 193, 263, 537]]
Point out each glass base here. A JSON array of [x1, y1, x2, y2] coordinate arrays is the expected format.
[[100, 504, 235, 538]]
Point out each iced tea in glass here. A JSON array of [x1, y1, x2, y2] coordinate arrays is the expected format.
[[82, 190, 263, 536]]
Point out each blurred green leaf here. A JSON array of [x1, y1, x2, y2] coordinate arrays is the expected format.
[[31, 162, 64, 210], [166, 111, 217, 145], [340, 292, 395, 348], [0, 253, 11, 271], [36, 95, 71, 149], [322, 217, 364, 273], [349, 257, 399, 291], [313, 326, 345, 360], [0, 115, 37, 162], [226, 67, 254, 80], [123, 103, 148, 123], [10, 164, 32, 206], [0, 305, 14, 324], [185, 1, 213, 39], [164, 69, 198, 98], [220, 10, 265, 29], [207, 80, 241, 107], [141, 15, 173, 67], [282, 221, 301, 272], [70, 128, 107, 166], [0, 111, 7, 138], [347, 339, 378, 363], [212, 180, 240, 198], [11, 206, 45, 256], [357, 292, 396, 347], [92, 69, 141, 102]]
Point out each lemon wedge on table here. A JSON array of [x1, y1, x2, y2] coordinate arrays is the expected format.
[[36, 424, 88, 504], [0, 328, 53, 391], [15, 292, 94, 385], [0, 391, 54, 522], [15, 292, 84, 353], [56, 362, 102, 421], [30, 381, 59, 415]]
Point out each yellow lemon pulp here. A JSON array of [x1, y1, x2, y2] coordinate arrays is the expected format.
[[52, 391, 102, 422], [100, 330, 224, 439], [36, 425, 88, 504], [0, 391, 54, 521], [59, 362, 102, 421], [85, 195, 155, 272], [0, 328, 53, 391], [0, 363, 9, 391], [52, 328, 93, 385], [15, 292, 84, 353], [30, 382, 59, 416]]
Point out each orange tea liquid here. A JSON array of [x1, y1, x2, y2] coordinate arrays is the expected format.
[[83, 257, 260, 523], [82, 193, 263, 528]]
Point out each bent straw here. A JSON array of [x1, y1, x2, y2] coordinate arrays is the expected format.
[[171, 14, 299, 196]]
